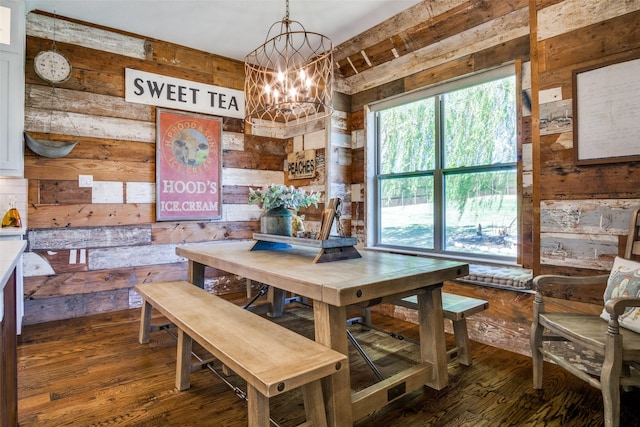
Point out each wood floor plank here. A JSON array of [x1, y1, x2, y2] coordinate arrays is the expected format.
[[16, 298, 640, 426]]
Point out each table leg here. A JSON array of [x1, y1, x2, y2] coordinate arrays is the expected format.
[[417, 285, 449, 390], [188, 261, 206, 288], [267, 286, 286, 317], [313, 301, 353, 427], [246, 278, 253, 299]]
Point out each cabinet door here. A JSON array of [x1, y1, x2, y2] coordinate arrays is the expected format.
[[0, 0, 25, 177]]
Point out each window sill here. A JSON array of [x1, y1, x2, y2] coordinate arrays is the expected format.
[[457, 264, 533, 291], [364, 245, 533, 291]]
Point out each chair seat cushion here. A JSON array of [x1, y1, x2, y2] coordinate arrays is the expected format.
[[600, 257, 640, 333]]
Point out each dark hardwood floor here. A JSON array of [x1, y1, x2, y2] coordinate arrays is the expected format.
[[16, 297, 640, 426]]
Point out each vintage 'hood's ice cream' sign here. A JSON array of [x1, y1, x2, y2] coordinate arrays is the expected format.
[[156, 109, 222, 221]]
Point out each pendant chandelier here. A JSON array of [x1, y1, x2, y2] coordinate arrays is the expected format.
[[244, 0, 334, 128]]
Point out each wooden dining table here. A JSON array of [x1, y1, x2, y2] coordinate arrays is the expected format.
[[175, 240, 468, 426]]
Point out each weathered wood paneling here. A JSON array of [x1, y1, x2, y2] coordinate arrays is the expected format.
[[21, 1, 640, 371], [222, 150, 285, 171], [26, 13, 147, 58], [25, 157, 154, 182], [531, 1, 640, 286], [88, 243, 184, 270], [336, 7, 529, 94], [28, 204, 155, 228], [334, 0, 640, 359], [334, 0, 469, 62], [540, 199, 639, 235], [537, 0, 640, 41], [22, 10, 326, 324], [24, 262, 181, 297], [25, 133, 155, 163], [539, 11, 640, 73], [336, 0, 523, 79], [28, 225, 151, 250], [24, 109, 155, 142], [25, 84, 152, 121], [27, 250, 89, 274], [23, 289, 131, 324], [540, 232, 619, 270], [32, 180, 92, 205], [151, 220, 257, 244]]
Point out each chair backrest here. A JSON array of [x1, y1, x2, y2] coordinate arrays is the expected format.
[[625, 207, 640, 261]]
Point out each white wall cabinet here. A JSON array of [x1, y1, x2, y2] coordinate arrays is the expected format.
[[0, 0, 25, 178]]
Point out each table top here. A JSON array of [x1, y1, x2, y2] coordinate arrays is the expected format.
[[176, 241, 469, 306]]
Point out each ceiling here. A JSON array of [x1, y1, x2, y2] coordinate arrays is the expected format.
[[24, 0, 423, 62]]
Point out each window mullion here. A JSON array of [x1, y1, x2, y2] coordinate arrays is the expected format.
[[433, 96, 444, 252]]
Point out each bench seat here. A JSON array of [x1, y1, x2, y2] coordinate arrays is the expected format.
[[393, 292, 489, 366], [135, 280, 347, 427]]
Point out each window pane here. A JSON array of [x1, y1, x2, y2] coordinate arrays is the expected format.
[[380, 176, 434, 249], [379, 98, 436, 174], [443, 77, 517, 168], [444, 170, 517, 257], [0, 6, 10, 45]]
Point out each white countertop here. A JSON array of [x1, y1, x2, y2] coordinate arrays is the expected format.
[[1, 240, 27, 322], [0, 227, 26, 238]]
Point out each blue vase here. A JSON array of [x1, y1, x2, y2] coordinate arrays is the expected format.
[[260, 205, 293, 236]]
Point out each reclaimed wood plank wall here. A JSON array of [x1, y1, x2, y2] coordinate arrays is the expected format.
[[22, 11, 327, 324], [335, 0, 533, 264], [334, 0, 640, 356], [535, 0, 640, 275], [20, 1, 640, 361]]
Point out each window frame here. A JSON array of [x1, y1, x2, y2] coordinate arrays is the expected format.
[[368, 65, 519, 262]]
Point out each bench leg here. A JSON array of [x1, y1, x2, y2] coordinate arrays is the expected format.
[[302, 380, 328, 427], [247, 385, 270, 427], [452, 319, 472, 366], [139, 300, 153, 344], [176, 329, 193, 391]]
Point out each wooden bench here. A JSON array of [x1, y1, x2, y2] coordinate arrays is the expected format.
[[135, 280, 347, 427], [393, 293, 488, 366]]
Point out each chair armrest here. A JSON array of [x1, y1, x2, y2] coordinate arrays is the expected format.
[[533, 274, 609, 293], [605, 297, 640, 316]]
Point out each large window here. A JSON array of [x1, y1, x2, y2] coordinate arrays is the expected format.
[[373, 68, 518, 260]]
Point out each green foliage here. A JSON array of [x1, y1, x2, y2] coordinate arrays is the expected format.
[[444, 78, 516, 168], [378, 76, 517, 216], [248, 184, 321, 211], [379, 97, 436, 175]]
